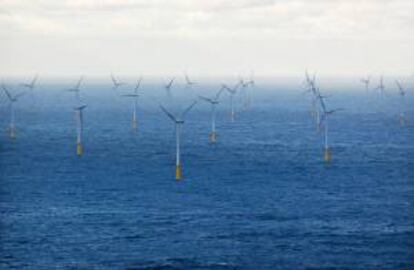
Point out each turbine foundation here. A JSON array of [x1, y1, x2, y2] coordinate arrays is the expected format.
[[209, 132, 217, 144], [324, 147, 332, 162], [77, 143, 83, 156], [175, 164, 182, 180]]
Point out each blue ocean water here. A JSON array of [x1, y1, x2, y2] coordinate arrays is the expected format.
[[0, 81, 413, 269]]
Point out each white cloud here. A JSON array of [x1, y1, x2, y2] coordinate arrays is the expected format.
[[0, 0, 413, 76]]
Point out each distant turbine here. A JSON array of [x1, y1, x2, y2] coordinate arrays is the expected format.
[[184, 73, 195, 87], [223, 82, 240, 122], [2, 84, 26, 139], [66, 76, 84, 101], [21, 74, 38, 92], [74, 104, 87, 156], [304, 70, 318, 119], [238, 77, 254, 111], [164, 77, 175, 98], [395, 80, 407, 126], [122, 77, 142, 131], [360, 76, 371, 92], [317, 91, 343, 162], [160, 101, 197, 180], [304, 71, 322, 131], [111, 73, 125, 90], [375, 76, 386, 99], [199, 86, 225, 143]]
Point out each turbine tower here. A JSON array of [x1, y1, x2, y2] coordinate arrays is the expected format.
[[199, 86, 225, 143], [160, 101, 197, 180], [74, 104, 87, 156], [122, 77, 142, 131], [395, 80, 406, 126], [2, 84, 26, 139], [375, 76, 386, 99]]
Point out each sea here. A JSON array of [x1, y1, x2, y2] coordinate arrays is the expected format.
[[1, 77, 413, 269]]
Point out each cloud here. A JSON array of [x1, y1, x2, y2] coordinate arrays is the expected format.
[[0, 0, 413, 39]]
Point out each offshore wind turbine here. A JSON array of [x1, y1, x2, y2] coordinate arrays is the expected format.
[[21, 75, 38, 92], [395, 80, 407, 126], [317, 91, 342, 162], [361, 76, 371, 92], [74, 104, 87, 156], [223, 82, 240, 122], [2, 84, 26, 139], [111, 73, 125, 90], [164, 77, 175, 98], [184, 73, 195, 87], [375, 76, 386, 99], [122, 77, 142, 131], [199, 86, 225, 143], [304, 71, 322, 132], [160, 101, 197, 180], [66, 76, 83, 101]]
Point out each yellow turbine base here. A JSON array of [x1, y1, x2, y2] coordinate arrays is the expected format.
[[175, 165, 182, 180], [324, 147, 332, 162], [209, 132, 217, 143], [77, 143, 83, 156]]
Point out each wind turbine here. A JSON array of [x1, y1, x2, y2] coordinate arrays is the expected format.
[[199, 86, 225, 143], [164, 77, 175, 98], [375, 75, 386, 99], [304, 71, 323, 132], [111, 73, 125, 90], [184, 73, 195, 87], [160, 101, 197, 180], [317, 91, 342, 162], [395, 80, 407, 126], [66, 76, 84, 101], [223, 82, 240, 122], [21, 74, 38, 92], [74, 104, 87, 156], [360, 76, 371, 92], [2, 84, 26, 139], [122, 77, 142, 131], [304, 71, 318, 118]]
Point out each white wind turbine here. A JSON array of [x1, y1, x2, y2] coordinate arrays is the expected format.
[[160, 101, 197, 180], [223, 82, 240, 122], [360, 75, 371, 92], [122, 77, 142, 131], [395, 80, 407, 126], [111, 73, 125, 90], [2, 84, 26, 139], [74, 104, 87, 156], [184, 73, 195, 88], [66, 76, 84, 101], [164, 77, 175, 98], [317, 91, 343, 162], [199, 86, 225, 143], [21, 74, 38, 92]]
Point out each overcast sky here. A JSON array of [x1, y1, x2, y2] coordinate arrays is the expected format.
[[1, 0, 413, 78]]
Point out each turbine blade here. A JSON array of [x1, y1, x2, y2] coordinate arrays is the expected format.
[[199, 96, 214, 103], [182, 100, 197, 118], [1, 84, 13, 101], [160, 105, 177, 122]]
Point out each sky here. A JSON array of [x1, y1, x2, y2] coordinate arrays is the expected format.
[[0, 0, 413, 78]]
